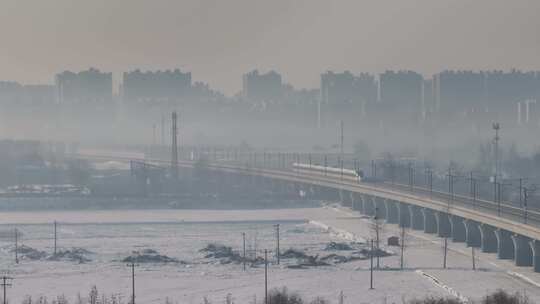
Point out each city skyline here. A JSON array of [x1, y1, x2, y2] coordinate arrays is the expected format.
[[2, 0, 540, 94], [4, 67, 540, 97]]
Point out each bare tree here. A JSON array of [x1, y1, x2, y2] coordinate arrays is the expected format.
[[89, 286, 98, 304], [400, 225, 407, 269], [338, 291, 344, 304], [309, 298, 328, 304], [22, 296, 33, 304]]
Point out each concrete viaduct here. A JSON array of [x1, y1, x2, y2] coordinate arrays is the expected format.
[[192, 160, 540, 273], [79, 154, 540, 273]]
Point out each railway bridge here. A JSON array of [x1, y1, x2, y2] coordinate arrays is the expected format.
[[80, 152, 540, 273]]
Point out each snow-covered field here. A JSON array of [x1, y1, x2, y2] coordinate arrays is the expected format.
[[0, 206, 539, 304]]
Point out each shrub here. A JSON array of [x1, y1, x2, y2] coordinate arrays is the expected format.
[[407, 296, 461, 304], [482, 290, 530, 304], [267, 288, 303, 304]]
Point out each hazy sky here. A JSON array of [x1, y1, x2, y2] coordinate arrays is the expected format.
[[1, 0, 539, 95]]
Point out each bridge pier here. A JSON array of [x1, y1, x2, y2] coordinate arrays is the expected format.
[[398, 202, 411, 228], [408, 205, 424, 230], [495, 229, 515, 260], [422, 208, 437, 234], [288, 182, 299, 196], [315, 185, 327, 201], [357, 195, 367, 215], [351, 193, 363, 212], [314, 185, 325, 199], [362, 195, 375, 216], [350, 192, 358, 211], [308, 185, 317, 200], [511, 235, 533, 267], [375, 197, 387, 220], [277, 180, 291, 196], [294, 182, 304, 198], [464, 220, 481, 247], [255, 174, 265, 188], [435, 212, 451, 238], [529, 240, 540, 272], [479, 224, 498, 253], [385, 200, 399, 224], [326, 187, 340, 202], [339, 189, 352, 207], [309, 185, 317, 200], [450, 216, 466, 242]]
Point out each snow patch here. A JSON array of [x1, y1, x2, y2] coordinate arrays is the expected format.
[[507, 271, 540, 288], [415, 270, 469, 304], [308, 220, 366, 243]]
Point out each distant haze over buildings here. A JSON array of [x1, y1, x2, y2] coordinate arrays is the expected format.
[[1, 0, 540, 95]]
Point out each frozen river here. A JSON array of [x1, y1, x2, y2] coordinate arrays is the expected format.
[[0, 207, 540, 304]]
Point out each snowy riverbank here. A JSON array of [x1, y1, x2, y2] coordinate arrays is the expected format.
[[0, 207, 539, 304]]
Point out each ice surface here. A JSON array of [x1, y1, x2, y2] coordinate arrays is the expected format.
[[0, 207, 539, 304]]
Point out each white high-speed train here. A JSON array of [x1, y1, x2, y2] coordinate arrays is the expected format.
[[292, 162, 364, 183]]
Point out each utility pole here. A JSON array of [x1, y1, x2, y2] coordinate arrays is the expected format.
[[426, 168, 433, 199], [264, 250, 268, 304], [492, 122, 500, 180], [242, 232, 246, 271], [54, 221, 57, 255], [469, 171, 473, 201], [340, 158, 344, 181], [447, 168, 454, 204], [524, 187, 529, 224], [471, 247, 476, 270], [491, 122, 501, 214], [497, 182, 501, 217], [127, 262, 136, 304], [375, 212, 380, 269], [339, 120, 344, 158], [275, 224, 280, 264], [468, 172, 477, 208], [400, 226, 405, 270], [14, 229, 18, 264], [493, 177, 498, 207], [408, 163, 414, 192], [519, 178, 523, 208], [443, 237, 448, 269], [171, 111, 179, 180], [370, 239, 374, 290], [0, 277, 12, 304]]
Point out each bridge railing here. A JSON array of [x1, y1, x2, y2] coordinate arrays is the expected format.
[[78, 149, 540, 229], [178, 149, 538, 228]]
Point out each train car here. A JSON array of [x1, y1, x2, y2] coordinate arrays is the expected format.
[[292, 162, 364, 183]]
